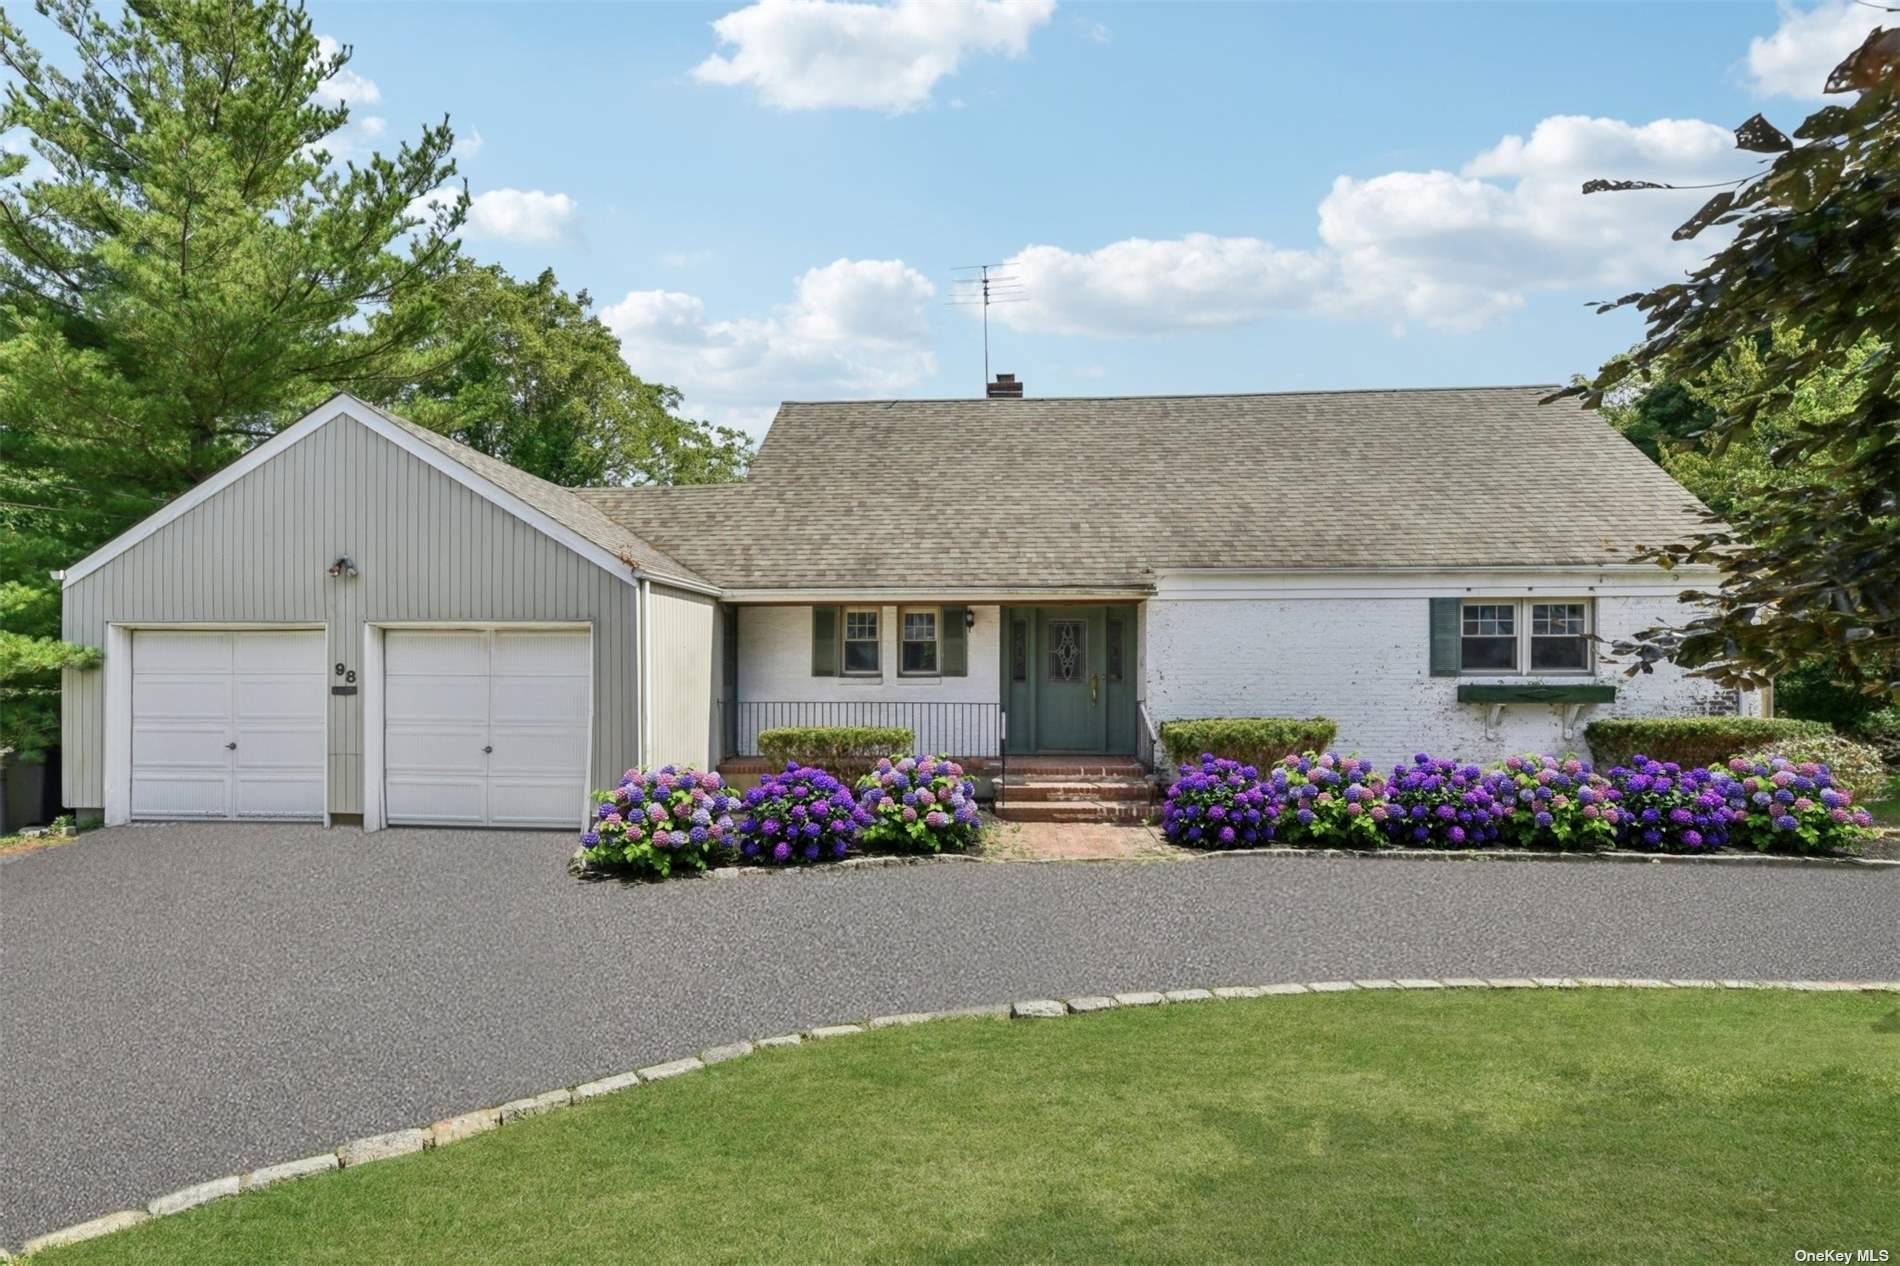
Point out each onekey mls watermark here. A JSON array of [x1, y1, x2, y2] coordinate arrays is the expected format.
[[1794, 1251, 1890, 1263]]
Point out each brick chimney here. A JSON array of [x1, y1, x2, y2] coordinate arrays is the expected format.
[[986, 373, 1023, 399]]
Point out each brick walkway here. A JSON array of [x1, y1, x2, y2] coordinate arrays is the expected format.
[[977, 817, 1187, 862]]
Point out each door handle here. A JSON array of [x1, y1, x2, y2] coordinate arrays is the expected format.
[[483, 745, 494, 755], [225, 741, 238, 751], [1089, 673, 1099, 703]]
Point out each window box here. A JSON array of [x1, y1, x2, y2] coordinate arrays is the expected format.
[[1455, 684, 1618, 704]]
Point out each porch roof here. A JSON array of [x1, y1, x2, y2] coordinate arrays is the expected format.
[[575, 386, 1710, 591]]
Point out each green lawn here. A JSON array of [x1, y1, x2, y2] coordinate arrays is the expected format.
[[44, 990, 1900, 1266]]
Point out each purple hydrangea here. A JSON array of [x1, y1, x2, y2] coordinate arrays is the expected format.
[[737, 763, 861, 866], [580, 765, 734, 879], [855, 756, 983, 854]]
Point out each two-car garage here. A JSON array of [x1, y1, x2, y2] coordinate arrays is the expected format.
[[60, 395, 718, 832]]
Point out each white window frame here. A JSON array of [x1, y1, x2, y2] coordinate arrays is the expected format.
[[1460, 598, 1594, 677], [898, 606, 940, 677], [842, 607, 881, 676]]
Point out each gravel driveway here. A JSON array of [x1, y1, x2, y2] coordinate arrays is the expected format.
[[4, 822, 1897, 1246]]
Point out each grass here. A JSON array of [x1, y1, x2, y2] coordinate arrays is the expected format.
[[41, 990, 1900, 1266]]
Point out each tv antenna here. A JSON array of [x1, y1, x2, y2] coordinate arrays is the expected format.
[[949, 264, 1024, 385]]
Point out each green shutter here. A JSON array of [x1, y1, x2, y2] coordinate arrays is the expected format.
[[941, 606, 967, 676], [1429, 597, 1462, 677], [811, 606, 839, 676]]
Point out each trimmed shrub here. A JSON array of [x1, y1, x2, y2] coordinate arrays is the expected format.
[[757, 726, 913, 783], [1158, 718, 1338, 770], [1267, 753, 1387, 848], [1583, 717, 1831, 771], [582, 766, 735, 879], [1733, 734, 1886, 802], [734, 763, 863, 864], [1160, 754, 1276, 848], [1717, 754, 1875, 854], [1383, 755, 1510, 848], [856, 755, 982, 854], [1603, 758, 1731, 852], [1491, 753, 1620, 851]]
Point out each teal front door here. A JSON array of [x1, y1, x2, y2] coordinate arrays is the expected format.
[[1037, 608, 1104, 751], [1001, 606, 1138, 754]]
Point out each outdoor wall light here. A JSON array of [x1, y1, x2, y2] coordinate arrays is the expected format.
[[327, 556, 359, 579], [964, 607, 977, 630]]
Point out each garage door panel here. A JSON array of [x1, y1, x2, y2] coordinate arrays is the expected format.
[[135, 631, 232, 674], [132, 775, 230, 819], [132, 725, 230, 771], [134, 675, 231, 721], [385, 727, 486, 776], [384, 678, 489, 725], [487, 727, 589, 774], [233, 774, 326, 819], [489, 677, 589, 726], [235, 724, 327, 770], [386, 776, 486, 826], [234, 630, 324, 672], [486, 776, 588, 828], [491, 631, 589, 676], [385, 630, 488, 675], [234, 675, 325, 721]]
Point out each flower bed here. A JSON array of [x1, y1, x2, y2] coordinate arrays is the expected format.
[[856, 756, 982, 854], [1719, 755, 1874, 854], [581, 766, 735, 879], [1158, 748, 1874, 857], [735, 763, 864, 864], [1159, 754, 1276, 848]]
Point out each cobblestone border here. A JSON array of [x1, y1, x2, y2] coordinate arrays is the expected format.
[[13, 977, 1899, 1259]]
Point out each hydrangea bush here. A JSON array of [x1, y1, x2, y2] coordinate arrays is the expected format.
[[581, 766, 734, 879], [735, 763, 863, 865], [1718, 755, 1874, 854], [1160, 753, 1276, 848], [1384, 755, 1509, 848], [1269, 753, 1387, 846], [1604, 757, 1731, 852], [1492, 753, 1620, 851], [856, 756, 982, 853]]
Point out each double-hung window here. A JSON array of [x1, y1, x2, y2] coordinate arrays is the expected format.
[[900, 608, 939, 675], [842, 608, 880, 675], [1457, 599, 1593, 674]]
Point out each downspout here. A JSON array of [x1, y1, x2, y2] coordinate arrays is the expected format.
[[636, 575, 652, 766]]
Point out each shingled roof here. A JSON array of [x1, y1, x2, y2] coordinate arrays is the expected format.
[[346, 397, 712, 589], [574, 387, 1711, 592]]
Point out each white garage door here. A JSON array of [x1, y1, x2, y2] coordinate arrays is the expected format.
[[383, 629, 591, 828], [131, 630, 327, 820]]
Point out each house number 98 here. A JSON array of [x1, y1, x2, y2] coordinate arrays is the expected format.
[[334, 662, 357, 684]]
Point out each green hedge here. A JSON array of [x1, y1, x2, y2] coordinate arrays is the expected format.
[[1158, 717, 1338, 770], [1582, 717, 1832, 770], [757, 726, 913, 781]]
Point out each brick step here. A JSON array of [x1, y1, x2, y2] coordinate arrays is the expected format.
[[993, 799, 1153, 824], [998, 778, 1154, 803], [1000, 760, 1145, 778]]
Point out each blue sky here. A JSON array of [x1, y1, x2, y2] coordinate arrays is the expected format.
[[82, 3, 1900, 434]]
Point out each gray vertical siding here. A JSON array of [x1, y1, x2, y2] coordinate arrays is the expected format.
[[61, 412, 643, 813], [647, 585, 715, 769]]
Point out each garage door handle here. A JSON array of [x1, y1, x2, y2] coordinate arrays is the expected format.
[[225, 741, 237, 750], [483, 745, 493, 754]]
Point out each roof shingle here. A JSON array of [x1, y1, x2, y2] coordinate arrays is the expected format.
[[575, 387, 1712, 592]]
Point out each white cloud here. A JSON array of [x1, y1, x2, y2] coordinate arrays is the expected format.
[[451, 129, 485, 161], [992, 114, 1747, 337], [602, 258, 936, 435], [1077, 17, 1110, 43], [312, 35, 382, 109], [692, 0, 1057, 112], [465, 189, 577, 242], [1745, 1, 1874, 100], [408, 187, 579, 243]]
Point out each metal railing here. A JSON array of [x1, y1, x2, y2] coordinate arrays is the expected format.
[[718, 700, 1004, 761]]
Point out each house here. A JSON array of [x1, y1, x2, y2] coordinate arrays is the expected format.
[[57, 385, 1752, 831]]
